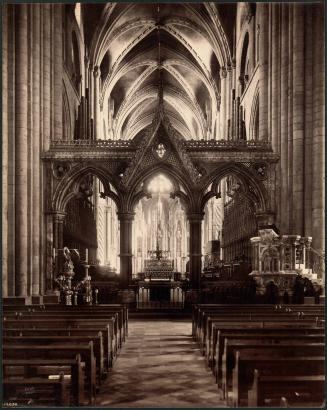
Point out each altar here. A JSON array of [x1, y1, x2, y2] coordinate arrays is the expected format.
[[136, 249, 185, 308]]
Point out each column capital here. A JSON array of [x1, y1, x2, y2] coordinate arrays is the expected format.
[[84, 56, 90, 68], [187, 212, 205, 222], [117, 211, 135, 222], [221, 67, 227, 78], [48, 211, 66, 222], [93, 66, 100, 77]]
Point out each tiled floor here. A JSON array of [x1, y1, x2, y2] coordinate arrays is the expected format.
[[98, 319, 226, 408]]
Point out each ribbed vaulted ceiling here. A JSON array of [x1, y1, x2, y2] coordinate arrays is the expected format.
[[84, 3, 235, 140]]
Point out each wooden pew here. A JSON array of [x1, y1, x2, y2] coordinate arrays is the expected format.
[[193, 305, 286, 337], [192, 304, 324, 341], [203, 314, 323, 354], [210, 323, 324, 369], [192, 303, 325, 407], [211, 322, 323, 385], [3, 355, 84, 406], [41, 309, 125, 346], [248, 370, 325, 408], [3, 305, 125, 329], [280, 396, 325, 408], [2, 304, 129, 405], [232, 352, 325, 407], [35, 304, 129, 339], [3, 372, 69, 407], [10, 304, 129, 344], [192, 304, 276, 337], [194, 305, 324, 367], [3, 317, 119, 359], [3, 303, 128, 332], [213, 329, 324, 382], [4, 311, 120, 351], [194, 306, 277, 342], [4, 327, 113, 370], [203, 315, 322, 358], [3, 333, 106, 383], [222, 341, 325, 400], [3, 342, 96, 404]]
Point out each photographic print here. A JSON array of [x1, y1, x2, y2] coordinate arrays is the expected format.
[[2, 1, 325, 408]]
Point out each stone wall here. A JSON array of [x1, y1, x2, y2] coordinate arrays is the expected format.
[[235, 3, 325, 253]]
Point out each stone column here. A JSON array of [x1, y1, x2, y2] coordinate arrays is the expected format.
[[271, 4, 281, 228], [287, 5, 294, 233], [279, 4, 289, 234], [93, 66, 100, 139], [258, 3, 269, 141], [271, 4, 280, 153], [52, 212, 66, 288], [118, 212, 134, 288], [32, 4, 41, 296], [42, 4, 51, 151], [188, 213, 204, 290], [312, 5, 325, 254], [89, 67, 94, 126], [15, 4, 29, 297], [6, 6, 16, 297], [220, 67, 227, 139], [2, 5, 8, 297], [227, 67, 232, 138], [304, 9, 313, 239], [292, 4, 305, 236], [84, 56, 89, 89], [40, 4, 52, 297], [53, 4, 63, 141]]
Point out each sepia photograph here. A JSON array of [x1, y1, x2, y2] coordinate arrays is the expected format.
[[2, 1, 325, 408]]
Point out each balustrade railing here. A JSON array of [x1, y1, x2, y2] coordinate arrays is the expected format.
[[184, 139, 272, 150], [50, 138, 272, 151], [50, 139, 136, 149], [136, 286, 185, 310]]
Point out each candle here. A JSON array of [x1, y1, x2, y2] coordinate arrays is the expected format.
[[53, 248, 56, 259], [85, 248, 88, 263]]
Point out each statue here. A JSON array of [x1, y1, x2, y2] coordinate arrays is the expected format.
[[62, 247, 75, 278], [55, 247, 76, 305], [155, 243, 163, 261], [55, 247, 93, 306]]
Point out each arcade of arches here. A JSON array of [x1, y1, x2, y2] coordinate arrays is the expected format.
[[2, 3, 325, 303]]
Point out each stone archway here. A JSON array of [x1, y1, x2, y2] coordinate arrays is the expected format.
[[199, 162, 274, 288], [43, 120, 278, 293], [118, 166, 194, 288], [201, 162, 275, 229], [45, 163, 121, 292], [52, 164, 120, 214]]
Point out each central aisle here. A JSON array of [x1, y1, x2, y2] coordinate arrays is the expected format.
[[98, 319, 226, 408]]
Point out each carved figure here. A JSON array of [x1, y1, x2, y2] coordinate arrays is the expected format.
[[63, 246, 75, 277]]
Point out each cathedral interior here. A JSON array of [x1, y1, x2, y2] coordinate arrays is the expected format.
[[2, 2, 325, 408]]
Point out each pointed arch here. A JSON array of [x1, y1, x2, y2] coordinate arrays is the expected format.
[[249, 84, 260, 141], [52, 164, 120, 213], [62, 82, 72, 140], [203, 163, 269, 213]]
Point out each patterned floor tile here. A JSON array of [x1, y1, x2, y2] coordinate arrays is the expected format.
[[97, 319, 226, 408]]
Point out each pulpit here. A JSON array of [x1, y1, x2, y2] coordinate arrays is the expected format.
[[249, 229, 318, 298]]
